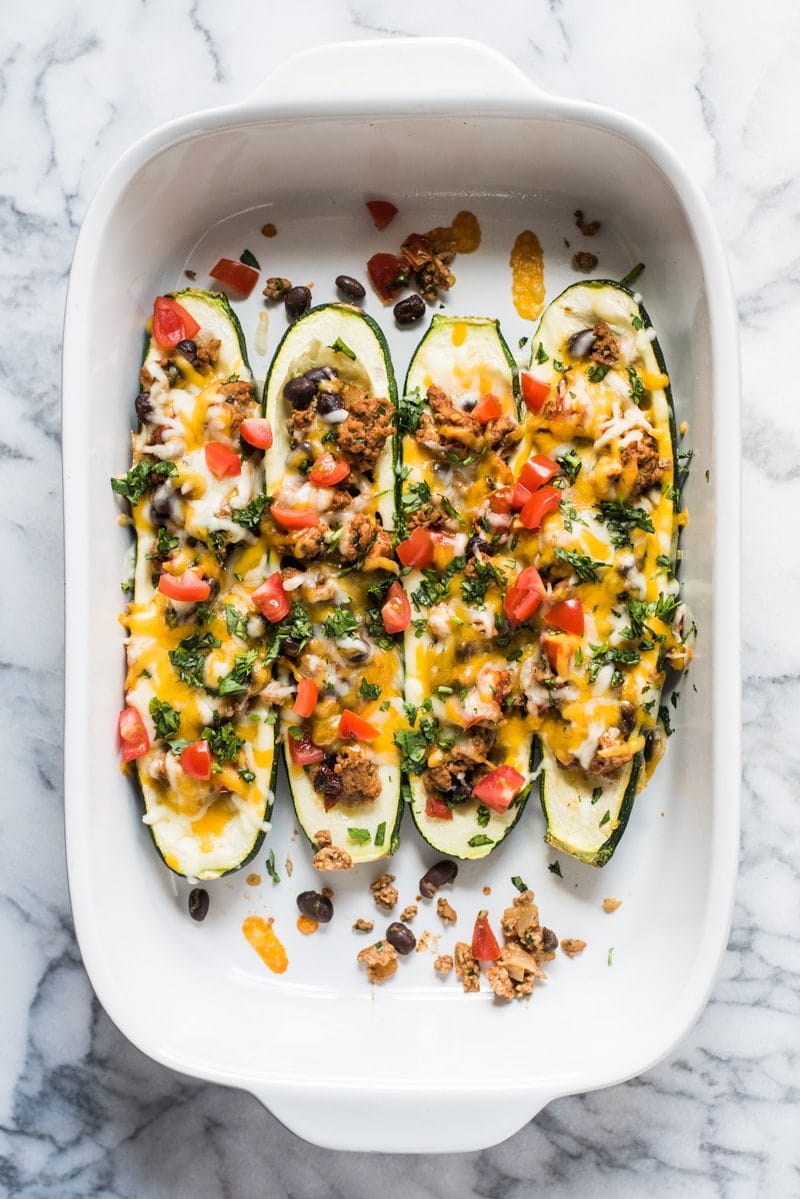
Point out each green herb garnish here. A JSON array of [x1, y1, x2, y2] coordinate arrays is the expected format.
[[330, 337, 356, 361], [111, 459, 177, 505], [149, 697, 180, 740], [347, 827, 371, 845], [554, 547, 607, 583]]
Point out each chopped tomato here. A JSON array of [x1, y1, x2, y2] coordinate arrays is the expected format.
[[209, 257, 259, 297], [488, 487, 514, 515], [520, 485, 561, 530], [381, 581, 411, 634], [516, 565, 545, 595], [252, 573, 290, 623], [308, 453, 351, 488], [205, 441, 241, 478], [288, 727, 325, 766], [510, 481, 532, 511], [518, 453, 559, 492], [152, 296, 200, 350], [472, 393, 502, 423], [240, 418, 273, 450], [540, 631, 577, 677], [520, 372, 550, 413], [118, 706, 149, 762], [471, 911, 502, 962], [366, 199, 398, 230], [545, 598, 585, 636], [503, 565, 544, 627], [425, 793, 453, 820], [396, 526, 434, 569], [157, 568, 211, 603], [270, 504, 320, 530], [338, 709, 379, 741], [293, 678, 319, 719], [430, 529, 457, 569], [181, 740, 211, 781], [472, 764, 527, 812], [367, 252, 408, 302]]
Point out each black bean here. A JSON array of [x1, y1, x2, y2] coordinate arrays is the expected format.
[[567, 328, 595, 358], [176, 338, 198, 361], [419, 859, 458, 898], [465, 534, 495, 559], [541, 926, 559, 954], [283, 375, 317, 408], [312, 764, 343, 803], [150, 484, 174, 523], [284, 286, 312, 321], [280, 635, 302, 660], [134, 392, 152, 423], [386, 922, 416, 955], [393, 294, 426, 325], [335, 274, 366, 300], [316, 392, 344, 416], [304, 366, 337, 385], [297, 890, 334, 923], [188, 888, 209, 921]]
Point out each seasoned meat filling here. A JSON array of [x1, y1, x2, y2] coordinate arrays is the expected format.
[[336, 383, 394, 472]]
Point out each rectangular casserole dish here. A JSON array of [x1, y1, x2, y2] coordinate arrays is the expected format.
[[63, 38, 740, 1153]]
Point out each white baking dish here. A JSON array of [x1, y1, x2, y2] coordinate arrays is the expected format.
[[63, 39, 740, 1153]]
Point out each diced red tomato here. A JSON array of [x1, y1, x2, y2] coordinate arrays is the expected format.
[[510, 481, 532, 511], [396, 526, 434, 569], [288, 727, 325, 766], [270, 504, 320, 530], [516, 565, 545, 595], [425, 793, 453, 820], [520, 485, 562, 530], [518, 453, 559, 492], [471, 911, 502, 961], [545, 598, 585, 636], [338, 709, 379, 741], [152, 296, 200, 350], [472, 764, 527, 812], [118, 706, 149, 762], [181, 740, 211, 780], [252, 573, 290, 623], [308, 453, 351, 488], [205, 441, 241, 478], [540, 631, 579, 677], [488, 487, 514, 515], [381, 581, 411, 634], [366, 199, 398, 230], [367, 252, 408, 302], [472, 393, 502, 423], [520, 372, 550, 413], [293, 678, 319, 719], [209, 257, 259, 297], [240, 418, 273, 450], [503, 564, 544, 626], [157, 568, 211, 603]]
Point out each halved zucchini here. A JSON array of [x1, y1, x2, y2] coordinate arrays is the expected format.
[[520, 280, 688, 866], [115, 290, 276, 879], [262, 304, 403, 866], [398, 315, 534, 860]]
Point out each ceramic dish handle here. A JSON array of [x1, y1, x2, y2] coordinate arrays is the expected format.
[[251, 1083, 555, 1153], [247, 37, 544, 114]]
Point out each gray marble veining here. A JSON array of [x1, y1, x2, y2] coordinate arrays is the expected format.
[[2, 0, 799, 1195]]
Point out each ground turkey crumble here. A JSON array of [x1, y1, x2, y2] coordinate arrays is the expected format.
[[312, 829, 352, 872], [370, 873, 398, 912], [333, 746, 381, 802], [352, 918, 374, 933], [603, 897, 622, 913], [437, 897, 457, 925], [560, 938, 587, 958], [400, 904, 418, 923], [434, 954, 454, 976], [357, 940, 398, 983], [486, 891, 557, 1001], [454, 942, 481, 993], [336, 383, 395, 473]]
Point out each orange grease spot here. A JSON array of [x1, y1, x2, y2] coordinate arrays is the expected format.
[[246, 873, 262, 887], [297, 916, 319, 935], [242, 916, 288, 973], [510, 230, 545, 320]]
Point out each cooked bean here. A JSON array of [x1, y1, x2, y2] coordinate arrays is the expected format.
[[419, 859, 458, 898], [567, 328, 595, 358], [283, 375, 316, 408], [134, 392, 152, 423], [297, 890, 334, 923], [465, 534, 495, 559], [335, 274, 366, 300], [542, 926, 559, 954], [280, 635, 302, 660], [312, 764, 343, 803], [393, 294, 426, 325], [176, 338, 197, 360], [316, 392, 344, 416], [304, 366, 337, 385], [188, 888, 209, 921], [386, 922, 416, 955], [284, 286, 312, 321]]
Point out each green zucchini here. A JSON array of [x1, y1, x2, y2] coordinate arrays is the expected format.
[[115, 290, 276, 879], [522, 280, 686, 866], [262, 304, 403, 866], [398, 315, 534, 860]]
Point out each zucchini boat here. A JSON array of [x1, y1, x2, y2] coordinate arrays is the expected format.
[[262, 304, 403, 866], [114, 290, 277, 879], [516, 280, 693, 865], [397, 315, 536, 860]]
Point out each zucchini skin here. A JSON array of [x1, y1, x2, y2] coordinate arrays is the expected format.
[[262, 304, 404, 865], [527, 280, 683, 866], [121, 290, 276, 880]]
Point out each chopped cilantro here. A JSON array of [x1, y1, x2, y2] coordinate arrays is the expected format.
[[608, 946, 614, 966], [468, 834, 494, 848], [265, 849, 280, 884], [201, 715, 243, 763], [347, 827, 371, 845], [518, 336, 529, 349], [586, 363, 610, 383], [358, 677, 381, 702], [599, 809, 611, 828], [111, 459, 177, 505], [511, 875, 528, 892], [225, 604, 249, 640], [627, 365, 644, 404], [323, 608, 358, 639], [597, 500, 654, 548], [239, 248, 260, 269], [619, 263, 645, 288], [218, 649, 257, 696], [548, 861, 563, 878], [169, 631, 221, 689], [147, 526, 179, 561], [588, 644, 641, 683], [556, 448, 582, 484], [330, 337, 356, 361], [397, 388, 426, 435], [476, 804, 491, 828], [659, 704, 674, 737], [554, 547, 606, 583], [149, 697, 179, 740], [552, 359, 568, 373], [460, 560, 504, 606], [231, 493, 269, 532], [535, 342, 549, 365], [631, 314, 644, 331], [591, 787, 603, 805], [374, 821, 386, 848], [265, 603, 313, 665]]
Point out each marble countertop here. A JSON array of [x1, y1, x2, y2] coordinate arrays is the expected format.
[[2, 1, 798, 1194]]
